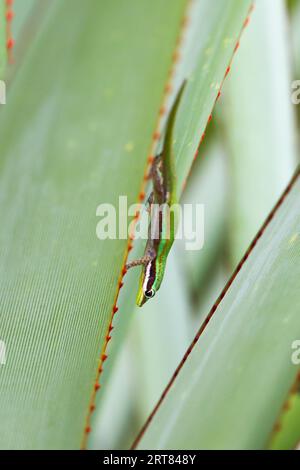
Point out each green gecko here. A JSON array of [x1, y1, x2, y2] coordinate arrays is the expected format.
[[126, 82, 185, 306]]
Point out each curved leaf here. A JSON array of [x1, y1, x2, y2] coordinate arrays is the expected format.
[[0, 0, 187, 449], [135, 170, 300, 450]]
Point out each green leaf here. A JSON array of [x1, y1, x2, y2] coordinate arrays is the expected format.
[[173, 0, 252, 196], [220, 0, 297, 266], [135, 170, 300, 450], [0, 0, 187, 449], [291, 0, 300, 77], [269, 387, 300, 450]]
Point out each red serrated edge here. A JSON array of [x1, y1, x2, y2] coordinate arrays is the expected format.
[[80, 0, 192, 450], [5, 0, 14, 63], [131, 166, 300, 449]]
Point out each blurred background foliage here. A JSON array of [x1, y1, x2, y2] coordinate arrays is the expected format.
[[0, 0, 299, 449]]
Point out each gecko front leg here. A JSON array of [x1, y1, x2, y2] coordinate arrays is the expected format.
[[126, 254, 152, 269], [126, 155, 162, 271], [126, 243, 156, 270]]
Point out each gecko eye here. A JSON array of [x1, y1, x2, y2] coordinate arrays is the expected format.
[[145, 288, 155, 299]]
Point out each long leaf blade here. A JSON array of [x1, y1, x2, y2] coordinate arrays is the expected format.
[[135, 169, 300, 450], [0, 0, 187, 449]]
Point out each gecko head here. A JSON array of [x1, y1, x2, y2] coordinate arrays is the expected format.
[[136, 260, 157, 307], [136, 284, 156, 307]]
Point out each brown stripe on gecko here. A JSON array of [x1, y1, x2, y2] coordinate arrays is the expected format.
[[143, 259, 157, 298]]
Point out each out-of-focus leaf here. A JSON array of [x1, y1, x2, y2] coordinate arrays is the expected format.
[[133, 252, 191, 416], [291, 0, 300, 76], [177, 133, 227, 297], [175, 130, 229, 335], [136, 171, 300, 450], [191, 264, 228, 333], [220, 0, 297, 266], [0, 0, 187, 449], [269, 389, 300, 450], [12, 0, 36, 39]]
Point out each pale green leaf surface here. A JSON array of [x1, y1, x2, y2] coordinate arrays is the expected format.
[[12, 0, 37, 39], [0, 0, 187, 449], [137, 173, 300, 450], [221, 0, 297, 266]]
